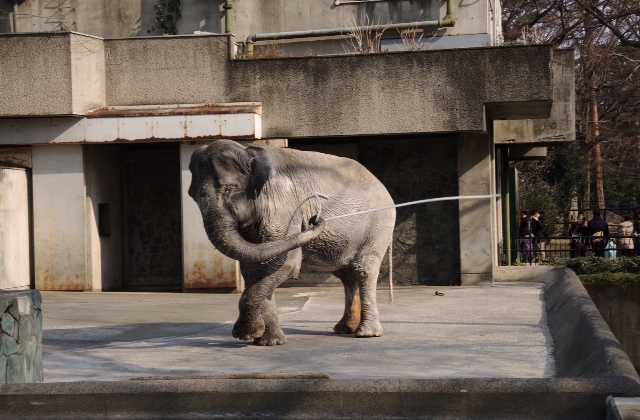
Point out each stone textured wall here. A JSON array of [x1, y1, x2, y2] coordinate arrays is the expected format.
[[0, 290, 43, 385], [123, 148, 183, 289], [360, 136, 460, 286]]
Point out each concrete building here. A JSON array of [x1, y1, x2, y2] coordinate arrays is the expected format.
[[0, 1, 574, 291]]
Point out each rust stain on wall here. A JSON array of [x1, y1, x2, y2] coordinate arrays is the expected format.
[[184, 256, 238, 289], [0, 146, 32, 168], [39, 273, 85, 291], [87, 104, 262, 118]]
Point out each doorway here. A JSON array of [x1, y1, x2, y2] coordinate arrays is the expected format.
[[122, 144, 183, 290]]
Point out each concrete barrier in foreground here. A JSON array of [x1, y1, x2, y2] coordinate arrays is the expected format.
[[0, 290, 43, 386], [0, 268, 638, 419], [1, 377, 639, 419], [584, 284, 640, 372]]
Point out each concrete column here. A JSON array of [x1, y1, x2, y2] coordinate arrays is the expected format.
[[457, 133, 496, 285], [32, 145, 88, 290], [180, 143, 239, 290], [84, 145, 122, 291], [0, 167, 30, 290]]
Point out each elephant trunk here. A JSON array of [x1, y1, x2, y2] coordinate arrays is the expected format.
[[204, 213, 325, 263]]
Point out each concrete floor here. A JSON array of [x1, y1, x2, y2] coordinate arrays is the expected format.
[[42, 282, 555, 382]]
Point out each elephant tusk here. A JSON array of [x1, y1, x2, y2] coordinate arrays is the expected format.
[[313, 192, 329, 224]]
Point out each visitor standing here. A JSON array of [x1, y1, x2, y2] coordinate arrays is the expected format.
[[520, 229, 535, 265], [569, 214, 588, 257], [617, 215, 635, 257], [588, 210, 609, 257], [518, 210, 530, 237], [518, 210, 530, 263], [530, 211, 545, 262]]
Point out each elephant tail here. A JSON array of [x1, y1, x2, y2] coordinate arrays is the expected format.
[[388, 241, 394, 304]]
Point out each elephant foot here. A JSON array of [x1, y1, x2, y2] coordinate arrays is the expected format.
[[232, 317, 265, 341], [355, 320, 383, 337], [333, 321, 359, 334], [254, 329, 287, 346]]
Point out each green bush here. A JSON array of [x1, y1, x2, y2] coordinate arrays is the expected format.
[[579, 273, 640, 285], [563, 256, 640, 275], [540, 256, 640, 284]]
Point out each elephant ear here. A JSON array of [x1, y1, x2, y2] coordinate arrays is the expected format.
[[246, 146, 276, 197]]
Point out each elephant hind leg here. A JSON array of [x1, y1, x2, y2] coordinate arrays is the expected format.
[[353, 254, 383, 338], [332, 267, 361, 334]]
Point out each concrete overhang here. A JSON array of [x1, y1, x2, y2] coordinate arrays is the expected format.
[[224, 45, 558, 138], [0, 103, 262, 144], [0, 32, 563, 139], [507, 146, 548, 161], [494, 49, 575, 148], [486, 100, 552, 121]]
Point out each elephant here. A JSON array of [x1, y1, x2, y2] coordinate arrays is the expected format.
[[188, 140, 396, 346]]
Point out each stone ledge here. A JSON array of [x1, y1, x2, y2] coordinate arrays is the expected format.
[[0, 290, 43, 386], [607, 396, 640, 420], [1, 377, 639, 419], [496, 266, 640, 380]]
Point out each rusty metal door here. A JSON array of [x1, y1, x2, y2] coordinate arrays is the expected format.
[[122, 145, 182, 290]]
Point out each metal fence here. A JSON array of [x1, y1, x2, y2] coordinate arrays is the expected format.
[[528, 207, 640, 236], [509, 235, 640, 264]]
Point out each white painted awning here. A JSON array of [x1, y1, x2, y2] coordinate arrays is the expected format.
[[0, 103, 262, 145]]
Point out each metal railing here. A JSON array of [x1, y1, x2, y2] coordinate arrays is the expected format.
[[509, 235, 640, 263]]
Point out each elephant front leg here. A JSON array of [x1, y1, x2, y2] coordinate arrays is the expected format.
[[232, 286, 266, 341], [253, 293, 287, 346], [232, 251, 300, 344]]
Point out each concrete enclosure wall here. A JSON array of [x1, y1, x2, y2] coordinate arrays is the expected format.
[[32, 145, 87, 291], [584, 285, 640, 373], [0, 167, 30, 290], [229, 0, 501, 54], [457, 133, 496, 284], [84, 145, 123, 291], [6, 0, 501, 52]]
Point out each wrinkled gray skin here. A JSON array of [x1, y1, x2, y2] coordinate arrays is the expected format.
[[188, 140, 395, 346]]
